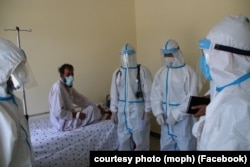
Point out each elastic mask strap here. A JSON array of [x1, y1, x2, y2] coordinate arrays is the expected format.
[[216, 73, 250, 92], [214, 44, 250, 56], [199, 38, 250, 56]]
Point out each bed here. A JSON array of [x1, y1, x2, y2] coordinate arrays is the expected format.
[[28, 114, 118, 167]]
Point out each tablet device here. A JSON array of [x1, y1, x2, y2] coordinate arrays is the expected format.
[[186, 96, 210, 114]]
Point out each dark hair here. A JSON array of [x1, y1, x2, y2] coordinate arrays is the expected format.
[[58, 64, 74, 75]]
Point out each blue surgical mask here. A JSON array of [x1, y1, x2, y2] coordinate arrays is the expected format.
[[65, 75, 74, 87], [200, 55, 212, 80]]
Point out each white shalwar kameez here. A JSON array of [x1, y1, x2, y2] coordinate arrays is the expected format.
[[49, 80, 102, 131]]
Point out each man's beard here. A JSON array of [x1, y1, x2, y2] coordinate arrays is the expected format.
[[65, 84, 73, 88]]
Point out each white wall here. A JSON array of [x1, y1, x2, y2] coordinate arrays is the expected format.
[[1, 0, 249, 133], [0, 0, 136, 115], [135, 0, 250, 133]]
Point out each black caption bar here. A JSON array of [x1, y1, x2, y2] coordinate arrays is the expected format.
[[90, 151, 250, 166]]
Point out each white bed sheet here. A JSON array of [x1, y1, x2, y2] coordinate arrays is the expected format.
[[29, 115, 118, 167]]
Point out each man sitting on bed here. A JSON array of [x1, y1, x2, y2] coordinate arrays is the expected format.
[[49, 63, 110, 131]]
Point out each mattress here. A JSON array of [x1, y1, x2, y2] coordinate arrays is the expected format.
[[29, 115, 118, 167]]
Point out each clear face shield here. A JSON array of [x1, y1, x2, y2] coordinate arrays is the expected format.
[[198, 36, 250, 88], [194, 38, 213, 93], [199, 39, 213, 80], [120, 53, 137, 68], [120, 43, 137, 68], [11, 51, 37, 90]]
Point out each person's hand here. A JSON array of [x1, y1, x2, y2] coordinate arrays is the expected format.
[[192, 105, 207, 118], [156, 114, 165, 126], [97, 104, 106, 115], [78, 112, 86, 120], [111, 112, 118, 124], [73, 111, 86, 120], [165, 113, 176, 125]]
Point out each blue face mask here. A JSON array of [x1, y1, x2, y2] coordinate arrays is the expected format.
[[200, 55, 212, 80], [65, 75, 74, 87]]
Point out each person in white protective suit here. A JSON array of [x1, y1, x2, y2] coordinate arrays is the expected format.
[[49, 63, 109, 131], [193, 14, 250, 150], [0, 38, 35, 167], [151, 39, 200, 150], [110, 43, 153, 150]]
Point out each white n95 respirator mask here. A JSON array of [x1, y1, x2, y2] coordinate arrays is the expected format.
[[11, 61, 30, 89], [164, 57, 175, 67]]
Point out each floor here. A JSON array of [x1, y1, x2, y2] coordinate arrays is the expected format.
[[149, 135, 160, 150]]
